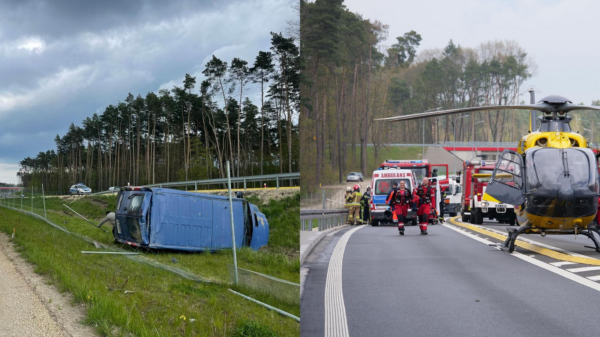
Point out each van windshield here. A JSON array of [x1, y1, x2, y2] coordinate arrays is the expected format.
[[374, 178, 411, 195]]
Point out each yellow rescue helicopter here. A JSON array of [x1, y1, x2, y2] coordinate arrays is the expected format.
[[376, 95, 600, 253]]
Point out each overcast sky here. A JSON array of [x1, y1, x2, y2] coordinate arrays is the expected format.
[[0, 0, 295, 184], [345, 0, 600, 104]]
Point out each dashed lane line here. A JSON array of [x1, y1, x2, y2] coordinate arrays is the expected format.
[[324, 225, 365, 337], [442, 223, 600, 293], [449, 217, 600, 266]]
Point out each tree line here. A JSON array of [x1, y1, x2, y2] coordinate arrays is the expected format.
[[300, 0, 536, 190], [19, 32, 300, 193]]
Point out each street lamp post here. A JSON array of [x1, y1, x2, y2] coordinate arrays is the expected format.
[[453, 114, 470, 175], [473, 120, 485, 159]]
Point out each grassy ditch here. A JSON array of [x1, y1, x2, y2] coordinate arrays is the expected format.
[[0, 192, 299, 336]]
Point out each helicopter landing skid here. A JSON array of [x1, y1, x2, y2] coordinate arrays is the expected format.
[[501, 225, 532, 253], [579, 228, 600, 253]]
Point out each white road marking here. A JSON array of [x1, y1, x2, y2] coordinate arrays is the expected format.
[[587, 275, 600, 281], [550, 261, 578, 267], [443, 224, 600, 293], [466, 222, 599, 260], [566, 266, 600, 273], [325, 225, 365, 337]]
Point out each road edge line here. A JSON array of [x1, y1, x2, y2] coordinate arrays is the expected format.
[[324, 225, 365, 337], [448, 216, 600, 266]]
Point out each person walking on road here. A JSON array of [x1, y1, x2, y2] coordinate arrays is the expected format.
[[414, 177, 436, 235], [387, 181, 412, 235]]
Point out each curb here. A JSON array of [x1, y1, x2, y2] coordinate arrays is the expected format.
[[300, 225, 350, 264]]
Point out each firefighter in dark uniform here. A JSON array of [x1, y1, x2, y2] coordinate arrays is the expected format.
[[413, 177, 436, 235], [361, 186, 371, 224], [387, 180, 412, 235], [438, 187, 447, 223]]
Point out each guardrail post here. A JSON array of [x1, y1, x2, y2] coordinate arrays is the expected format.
[[195, 181, 198, 191], [276, 175, 279, 189], [322, 190, 325, 209], [244, 178, 247, 191]]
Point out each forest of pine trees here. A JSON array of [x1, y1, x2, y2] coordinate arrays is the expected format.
[[18, 32, 300, 193], [300, 0, 538, 190]]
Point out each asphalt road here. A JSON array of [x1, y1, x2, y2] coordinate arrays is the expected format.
[[301, 219, 600, 337]]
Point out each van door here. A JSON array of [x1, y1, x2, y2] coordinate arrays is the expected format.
[[115, 191, 151, 245]]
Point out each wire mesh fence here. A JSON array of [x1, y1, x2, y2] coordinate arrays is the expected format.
[[229, 265, 300, 307]]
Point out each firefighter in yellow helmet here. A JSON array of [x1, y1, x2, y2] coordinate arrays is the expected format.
[[349, 184, 362, 225], [345, 186, 354, 224]]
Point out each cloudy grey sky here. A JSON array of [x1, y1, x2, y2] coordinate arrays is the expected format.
[[0, 0, 295, 184], [345, 0, 600, 104]]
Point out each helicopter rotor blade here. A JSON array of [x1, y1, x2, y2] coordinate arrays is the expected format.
[[375, 104, 545, 122], [375, 103, 600, 123], [558, 104, 600, 112]]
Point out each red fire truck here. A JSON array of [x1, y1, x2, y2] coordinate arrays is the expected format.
[[378, 160, 449, 191], [459, 160, 516, 225]]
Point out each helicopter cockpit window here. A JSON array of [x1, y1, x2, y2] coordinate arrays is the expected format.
[[527, 148, 596, 191]]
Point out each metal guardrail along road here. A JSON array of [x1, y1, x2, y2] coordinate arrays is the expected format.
[[300, 209, 348, 231], [93, 172, 300, 195]]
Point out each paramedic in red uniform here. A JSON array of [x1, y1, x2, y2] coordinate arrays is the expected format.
[[414, 177, 435, 235], [386, 181, 412, 235]]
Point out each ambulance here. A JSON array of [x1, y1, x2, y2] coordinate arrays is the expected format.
[[369, 168, 417, 226]]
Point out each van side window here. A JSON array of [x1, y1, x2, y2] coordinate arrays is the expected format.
[[254, 214, 259, 227]]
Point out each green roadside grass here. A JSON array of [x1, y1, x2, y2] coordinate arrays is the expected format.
[[0, 193, 300, 336]]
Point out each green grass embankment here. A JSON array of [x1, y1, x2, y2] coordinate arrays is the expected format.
[[0, 193, 300, 336]]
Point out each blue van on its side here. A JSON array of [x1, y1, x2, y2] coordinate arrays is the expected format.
[[113, 187, 269, 252]]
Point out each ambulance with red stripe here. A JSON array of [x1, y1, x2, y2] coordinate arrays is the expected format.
[[369, 168, 417, 226]]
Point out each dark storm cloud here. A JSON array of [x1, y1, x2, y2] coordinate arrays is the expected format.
[[0, 0, 234, 39], [0, 0, 296, 183]]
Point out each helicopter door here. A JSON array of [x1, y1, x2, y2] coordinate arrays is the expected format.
[[486, 149, 525, 205]]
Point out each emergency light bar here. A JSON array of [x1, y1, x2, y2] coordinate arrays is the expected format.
[[384, 159, 428, 164]]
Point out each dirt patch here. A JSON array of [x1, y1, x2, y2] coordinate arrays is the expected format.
[[203, 188, 299, 204], [0, 233, 96, 337]]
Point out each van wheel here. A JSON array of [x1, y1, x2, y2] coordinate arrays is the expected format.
[[372, 220, 379, 227], [411, 219, 417, 226], [461, 212, 470, 223]]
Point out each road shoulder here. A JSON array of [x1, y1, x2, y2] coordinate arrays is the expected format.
[[0, 232, 96, 337]]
